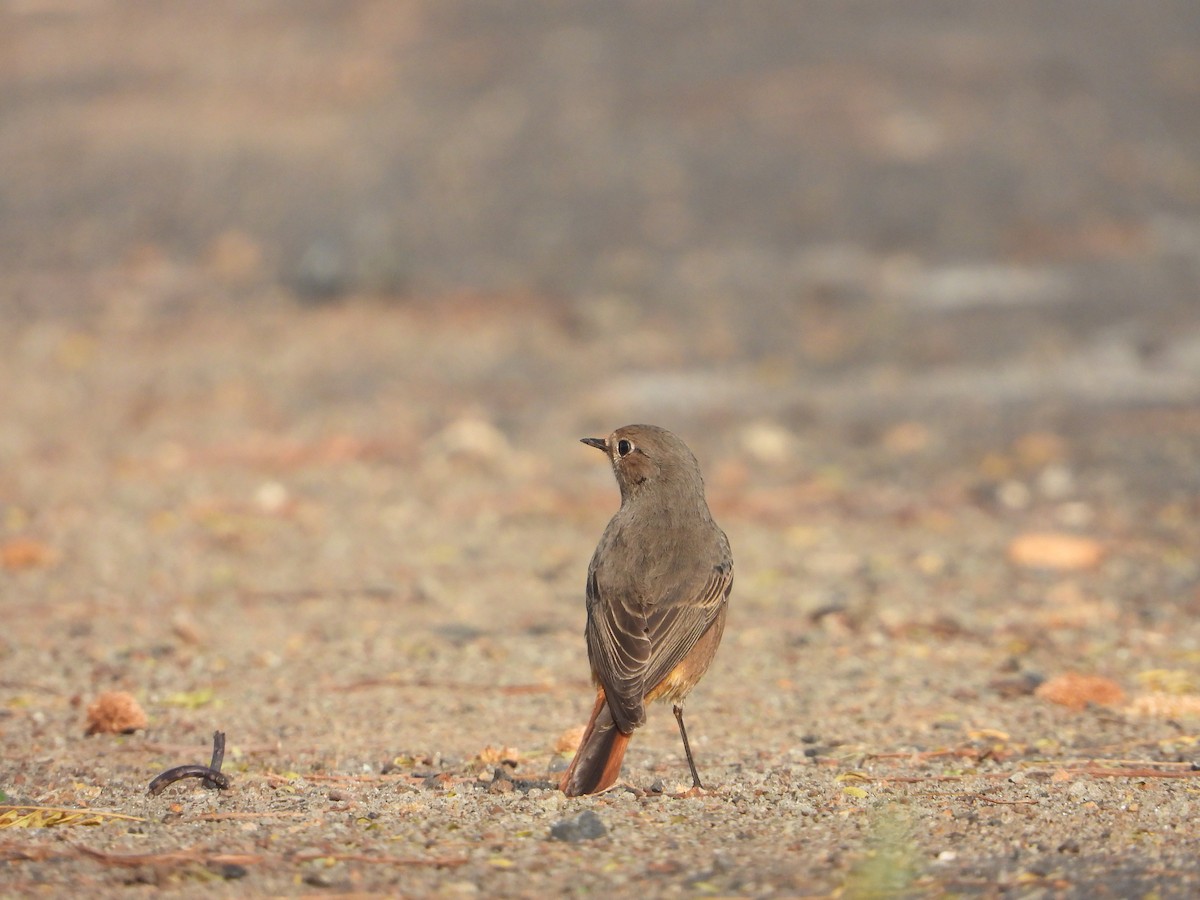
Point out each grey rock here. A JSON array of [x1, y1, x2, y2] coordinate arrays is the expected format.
[[549, 809, 607, 843]]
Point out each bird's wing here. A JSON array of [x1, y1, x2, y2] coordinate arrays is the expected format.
[[641, 558, 733, 696], [585, 564, 652, 733], [586, 552, 733, 734]]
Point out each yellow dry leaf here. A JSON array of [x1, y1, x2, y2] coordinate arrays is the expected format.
[[0, 805, 144, 828], [163, 688, 217, 709], [835, 771, 871, 783], [967, 728, 1011, 741]]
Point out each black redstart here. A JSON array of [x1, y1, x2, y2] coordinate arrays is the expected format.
[[561, 424, 733, 796]]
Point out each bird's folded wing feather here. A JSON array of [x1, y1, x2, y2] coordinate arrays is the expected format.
[[643, 559, 733, 693], [586, 558, 733, 733]]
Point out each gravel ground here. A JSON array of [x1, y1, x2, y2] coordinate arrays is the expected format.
[[2, 3, 1200, 897], [2, 301, 1199, 896]]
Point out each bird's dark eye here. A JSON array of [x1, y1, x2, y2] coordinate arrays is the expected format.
[[616, 439, 634, 457]]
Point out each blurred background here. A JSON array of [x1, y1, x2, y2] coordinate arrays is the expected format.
[[4, 0, 1197, 382]]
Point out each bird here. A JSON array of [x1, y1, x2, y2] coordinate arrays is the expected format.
[[560, 424, 733, 796]]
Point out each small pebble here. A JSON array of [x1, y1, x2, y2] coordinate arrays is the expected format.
[[549, 809, 607, 842], [303, 870, 342, 889]]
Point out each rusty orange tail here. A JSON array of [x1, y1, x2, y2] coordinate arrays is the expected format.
[[560, 690, 632, 796]]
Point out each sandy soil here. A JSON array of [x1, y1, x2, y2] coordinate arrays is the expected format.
[[2, 300, 1199, 897], [2, 3, 1200, 897]]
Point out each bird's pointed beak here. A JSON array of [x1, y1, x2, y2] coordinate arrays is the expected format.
[[580, 437, 608, 452]]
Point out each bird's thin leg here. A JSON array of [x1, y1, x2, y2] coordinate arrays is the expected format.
[[672, 704, 703, 789]]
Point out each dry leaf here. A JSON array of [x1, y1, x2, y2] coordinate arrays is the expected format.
[[967, 728, 1011, 742], [834, 771, 871, 783], [0, 805, 144, 829], [1, 537, 57, 570], [85, 691, 148, 735], [1035, 673, 1125, 711], [1008, 533, 1103, 570], [162, 688, 216, 709]]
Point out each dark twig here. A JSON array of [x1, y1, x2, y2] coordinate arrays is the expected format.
[[203, 731, 226, 789], [147, 765, 231, 796], [147, 731, 231, 796]]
